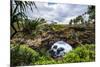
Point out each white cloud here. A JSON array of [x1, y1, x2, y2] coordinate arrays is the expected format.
[[26, 2, 88, 24]]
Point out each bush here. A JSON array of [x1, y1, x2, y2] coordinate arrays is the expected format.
[[34, 44, 95, 64], [10, 44, 39, 66], [10, 44, 95, 66], [63, 52, 81, 63], [63, 44, 95, 63], [34, 55, 56, 65]]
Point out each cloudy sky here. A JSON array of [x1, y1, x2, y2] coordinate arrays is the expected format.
[[26, 2, 89, 24]]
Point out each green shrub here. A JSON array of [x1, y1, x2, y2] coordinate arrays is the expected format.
[[10, 44, 95, 65], [63, 44, 95, 63], [33, 44, 95, 65], [10, 44, 39, 66], [34, 55, 56, 65], [63, 52, 81, 63]]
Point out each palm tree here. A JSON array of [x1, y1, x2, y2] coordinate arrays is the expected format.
[[10, 0, 38, 39]]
